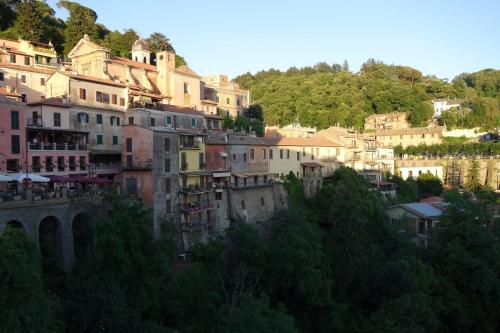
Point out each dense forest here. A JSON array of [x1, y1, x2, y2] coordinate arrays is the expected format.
[[1, 168, 499, 332], [234, 61, 500, 131], [0, 0, 187, 66]]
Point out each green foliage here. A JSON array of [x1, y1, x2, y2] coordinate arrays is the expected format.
[[12, 0, 45, 42], [0, 228, 62, 332], [390, 174, 420, 203], [102, 29, 139, 57], [175, 54, 187, 67], [57, 1, 99, 55], [398, 140, 497, 158], [416, 172, 443, 198], [147, 32, 174, 52], [465, 158, 481, 191], [0, 0, 21, 30]]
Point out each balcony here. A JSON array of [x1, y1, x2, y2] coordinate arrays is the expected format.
[[179, 185, 210, 195], [29, 142, 88, 151], [230, 179, 272, 190], [180, 143, 200, 150], [180, 201, 215, 214], [26, 118, 45, 127]]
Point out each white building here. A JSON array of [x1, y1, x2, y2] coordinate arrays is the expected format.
[[396, 160, 443, 180], [432, 99, 463, 118]]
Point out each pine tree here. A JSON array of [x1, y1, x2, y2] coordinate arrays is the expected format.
[[13, 0, 45, 42], [58, 1, 99, 55]]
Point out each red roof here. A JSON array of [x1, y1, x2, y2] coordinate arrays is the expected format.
[[265, 136, 342, 147], [109, 56, 156, 71], [58, 71, 126, 87], [0, 63, 54, 74], [0, 87, 22, 98], [160, 104, 205, 116]]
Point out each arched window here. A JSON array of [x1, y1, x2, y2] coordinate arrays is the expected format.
[[135, 56, 138, 61], [143, 56, 147, 63], [241, 200, 246, 209]]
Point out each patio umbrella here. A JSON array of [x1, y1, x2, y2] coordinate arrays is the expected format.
[[93, 178, 113, 185], [68, 175, 90, 183], [0, 174, 15, 182], [48, 175, 69, 183], [11, 173, 50, 183]]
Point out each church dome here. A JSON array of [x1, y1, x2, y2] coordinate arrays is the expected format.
[[132, 38, 150, 52]]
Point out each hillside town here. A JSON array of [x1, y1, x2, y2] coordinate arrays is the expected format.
[[0, 35, 499, 262]]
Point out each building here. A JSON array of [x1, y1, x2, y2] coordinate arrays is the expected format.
[[201, 74, 250, 117], [432, 99, 463, 118], [26, 98, 89, 177], [396, 160, 443, 180], [386, 202, 445, 247], [266, 136, 344, 180], [0, 97, 27, 173], [375, 126, 444, 148], [364, 112, 409, 131], [0, 37, 57, 102]]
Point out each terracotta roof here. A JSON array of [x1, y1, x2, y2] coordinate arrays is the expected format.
[[58, 71, 126, 87], [175, 65, 199, 77], [0, 63, 55, 74], [109, 56, 156, 71], [265, 136, 342, 147], [228, 134, 268, 145], [27, 97, 70, 108], [0, 87, 22, 98], [129, 87, 163, 99], [160, 104, 205, 116]]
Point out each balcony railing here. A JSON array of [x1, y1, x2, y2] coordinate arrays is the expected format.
[[180, 201, 215, 214], [230, 179, 272, 190], [29, 142, 88, 151], [26, 118, 45, 127], [122, 160, 153, 170], [180, 143, 200, 149], [179, 185, 210, 195]]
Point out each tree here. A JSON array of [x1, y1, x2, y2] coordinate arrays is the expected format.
[[58, 1, 99, 55], [103, 29, 139, 57], [175, 55, 187, 67], [0, 0, 21, 30], [222, 113, 234, 130], [0, 228, 62, 332], [246, 104, 263, 120], [465, 158, 481, 191], [417, 172, 443, 198], [342, 59, 349, 72], [10, 0, 45, 41], [146, 32, 174, 52]]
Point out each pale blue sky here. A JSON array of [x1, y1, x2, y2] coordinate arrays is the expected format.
[[46, 0, 500, 80]]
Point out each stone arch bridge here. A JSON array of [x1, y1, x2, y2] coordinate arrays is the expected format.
[[0, 199, 106, 269]]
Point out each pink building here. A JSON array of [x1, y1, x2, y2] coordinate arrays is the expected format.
[[0, 97, 26, 173]]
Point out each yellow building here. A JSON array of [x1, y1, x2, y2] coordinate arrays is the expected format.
[[375, 126, 444, 148], [201, 74, 250, 117], [265, 123, 316, 138], [0, 37, 57, 102]]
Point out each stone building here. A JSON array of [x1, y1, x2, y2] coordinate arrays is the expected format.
[[201, 74, 250, 117], [364, 112, 409, 131]]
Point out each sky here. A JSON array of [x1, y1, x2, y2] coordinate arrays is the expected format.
[[46, 0, 500, 80]]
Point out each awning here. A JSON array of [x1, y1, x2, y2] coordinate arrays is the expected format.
[[10, 173, 50, 183], [0, 174, 15, 182], [231, 171, 271, 178], [213, 172, 231, 178]]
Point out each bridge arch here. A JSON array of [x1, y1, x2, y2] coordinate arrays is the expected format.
[[39, 216, 63, 268]]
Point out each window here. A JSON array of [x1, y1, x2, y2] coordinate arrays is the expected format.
[[78, 112, 89, 123], [260, 197, 265, 206], [336, 148, 340, 156], [262, 149, 266, 159], [165, 158, 171, 172], [297, 151, 300, 160], [126, 155, 133, 167], [79, 156, 86, 170], [11, 135, 20, 154], [237, 99, 240, 106], [9, 54, 16, 63], [408, 171, 413, 178], [280, 149, 283, 159], [126, 178, 138, 196], [215, 192, 222, 200], [165, 199, 172, 214], [57, 156, 65, 171], [269, 148, 273, 159], [183, 82, 189, 94], [21, 94, 27, 102], [166, 116, 172, 125], [112, 135, 118, 145], [24, 56, 30, 65], [316, 148, 319, 156], [112, 94, 117, 104], [53, 112, 61, 127], [241, 200, 246, 209], [164, 138, 171, 151], [286, 149, 290, 159], [10, 111, 19, 129], [110, 116, 120, 126], [150, 118, 155, 127], [96, 135, 103, 145], [128, 117, 134, 125], [45, 157, 53, 172], [96, 114, 103, 124], [311, 148, 314, 160], [126, 138, 132, 152], [32, 156, 41, 172], [96, 91, 110, 103], [199, 153, 204, 167], [79, 88, 86, 100], [191, 118, 196, 128], [21, 75, 26, 83], [0, 72, 3, 81], [119, 97, 125, 106], [216, 96, 219, 103], [40, 78, 45, 86], [69, 156, 76, 171], [232, 153, 236, 161], [243, 153, 247, 162], [226, 98, 230, 104], [250, 148, 254, 160], [6, 159, 19, 172], [165, 177, 171, 194]]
